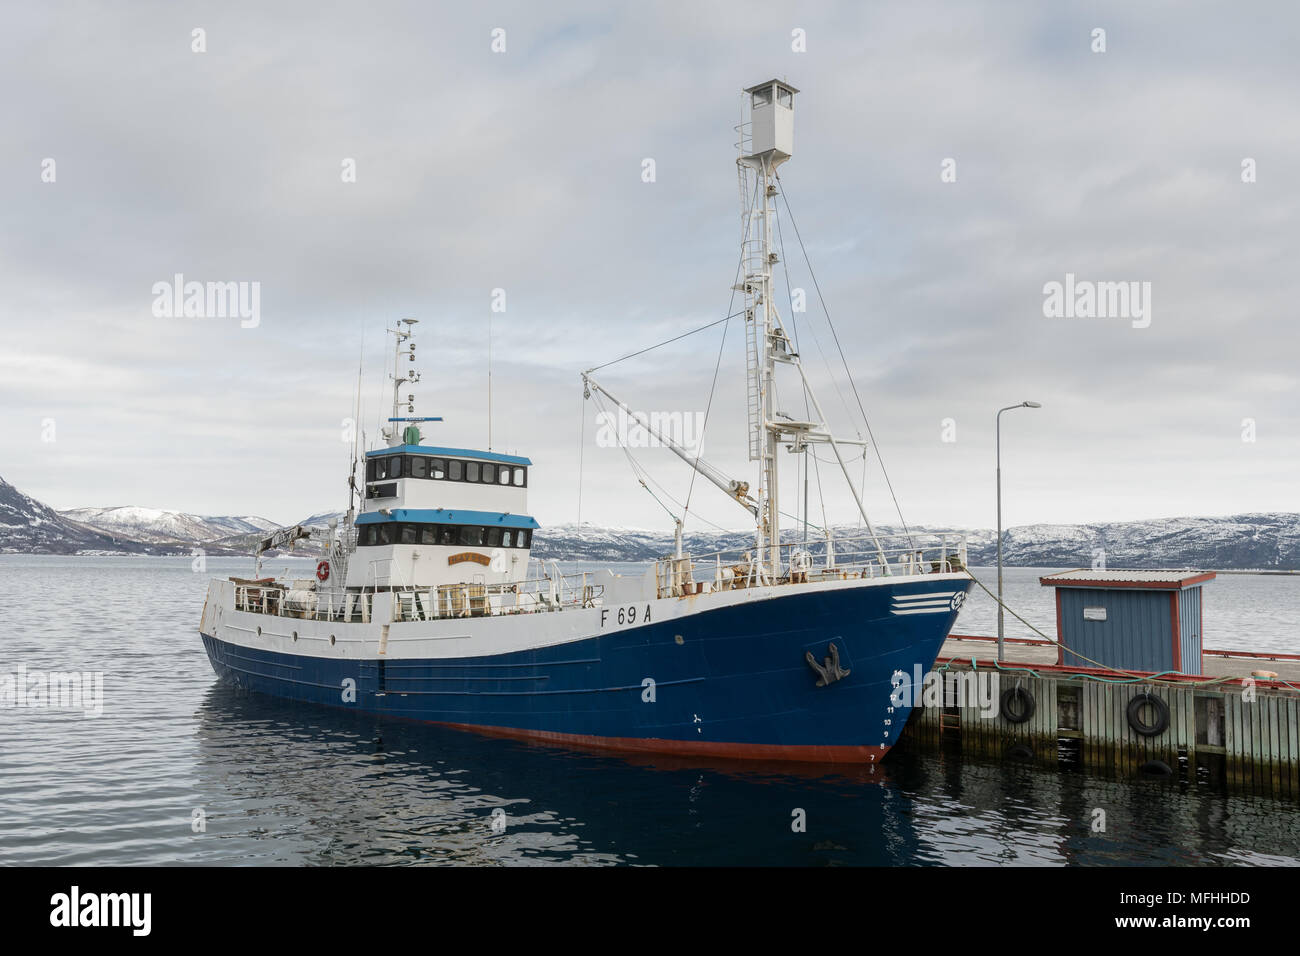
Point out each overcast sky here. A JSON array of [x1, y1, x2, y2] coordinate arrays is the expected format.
[[2, 1, 1297, 534]]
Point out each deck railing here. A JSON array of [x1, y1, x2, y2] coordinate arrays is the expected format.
[[229, 531, 969, 620], [231, 564, 609, 623], [655, 531, 968, 597]]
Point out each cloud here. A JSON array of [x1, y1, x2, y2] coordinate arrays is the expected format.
[[1, 1, 1296, 533]]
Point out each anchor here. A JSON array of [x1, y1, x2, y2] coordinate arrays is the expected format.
[[805, 642, 850, 687]]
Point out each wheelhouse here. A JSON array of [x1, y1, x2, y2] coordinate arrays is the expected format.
[[347, 446, 537, 591]]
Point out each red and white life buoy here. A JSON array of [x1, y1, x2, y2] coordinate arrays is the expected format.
[[316, 560, 330, 582]]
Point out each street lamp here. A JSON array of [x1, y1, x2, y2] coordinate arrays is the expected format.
[[996, 401, 1041, 662]]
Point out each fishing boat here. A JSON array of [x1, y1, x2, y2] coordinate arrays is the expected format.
[[198, 79, 972, 763]]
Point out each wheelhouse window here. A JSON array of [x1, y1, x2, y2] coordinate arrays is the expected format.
[[409, 456, 428, 479], [367, 456, 404, 481], [449, 459, 463, 481], [512, 467, 525, 486], [752, 86, 772, 108], [431, 458, 446, 479], [482, 463, 496, 483], [466, 462, 480, 483], [356, 521, 535, 549]]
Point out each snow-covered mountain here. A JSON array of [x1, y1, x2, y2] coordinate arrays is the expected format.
[[983, 514, 1300, 569], [2, 471, 1297, 567], [0, 477, 142, 554], [532, 515, 1300, 570], [60, 506, 279, 545]]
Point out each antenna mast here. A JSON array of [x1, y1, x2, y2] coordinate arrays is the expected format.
[[385, 318, 420, 443]]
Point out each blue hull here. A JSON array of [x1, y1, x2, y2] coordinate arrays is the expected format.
[[201, 579, 969, 762]]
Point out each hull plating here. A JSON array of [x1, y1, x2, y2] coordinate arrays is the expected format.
[[200, 579, 968, 763]]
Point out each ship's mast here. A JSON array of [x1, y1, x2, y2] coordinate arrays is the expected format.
[[736, 80, 892, 578], [739, 81, 797, 583]]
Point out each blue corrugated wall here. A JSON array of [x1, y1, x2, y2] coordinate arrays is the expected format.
[[1058, 586, 1202, 673]]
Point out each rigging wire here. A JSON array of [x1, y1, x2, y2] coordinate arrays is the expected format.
[[682, 176, 764, 521], [576, 386, 587, 526], [776, 172, 916, 547], [775, 201, 830, 546], [586, 390, 734, 532], [585, 312, 744, 374]]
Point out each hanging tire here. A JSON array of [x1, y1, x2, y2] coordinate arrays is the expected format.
[[1126, 692, 1169, 737], [1000, 686, 1036, 724]]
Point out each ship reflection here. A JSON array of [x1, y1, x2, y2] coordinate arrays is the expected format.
[[192, 683, 912, 866], [192, 685, 1300, 866]]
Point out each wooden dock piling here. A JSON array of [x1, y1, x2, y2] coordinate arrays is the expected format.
[[903, 635, 1300, 798]]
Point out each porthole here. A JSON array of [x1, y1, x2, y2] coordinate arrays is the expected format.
[[330, 634, 337, 646], [674, 634, 684, 645], [292, 631, 299, 642], [256, 626, 262, 638]]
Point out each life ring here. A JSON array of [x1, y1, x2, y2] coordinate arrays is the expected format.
[[316, 560, 330, 582], [1000, 686, 1036, 724], [1127, 692, 1169, 737]]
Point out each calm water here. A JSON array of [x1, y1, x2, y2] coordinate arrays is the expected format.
[[0, 555, 1296, 866]]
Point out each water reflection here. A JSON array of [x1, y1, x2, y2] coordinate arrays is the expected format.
[[192, 685, 1300, 866]]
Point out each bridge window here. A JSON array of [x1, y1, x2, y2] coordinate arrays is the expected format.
[[431, 458, 446, 479], [357, 521, 535, 548], [466, 462, 480, 482], [366, 456, 403, 481], [409, 456, 428, 479], [513, 467, 525, 486], [448, 459, 463, 481], [482, 463, 496, 483]]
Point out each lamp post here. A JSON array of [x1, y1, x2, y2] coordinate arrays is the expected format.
[[996, 401, 1041, 662]]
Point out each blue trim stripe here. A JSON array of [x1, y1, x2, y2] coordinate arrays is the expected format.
[[365, 445, 532, 466], [356, 509, 539, 529]]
